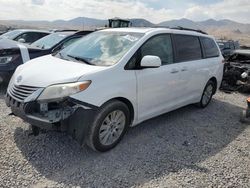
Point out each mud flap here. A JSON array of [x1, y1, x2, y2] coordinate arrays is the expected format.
[[67, 108, 96, 146]]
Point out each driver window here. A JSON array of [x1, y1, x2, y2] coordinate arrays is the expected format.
[[140, 34, 173, 65]]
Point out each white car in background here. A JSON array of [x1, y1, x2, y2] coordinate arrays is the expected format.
[[6, 28, 224, 152]]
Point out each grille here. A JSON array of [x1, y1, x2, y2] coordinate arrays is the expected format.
[[8, 85, 40, 102]]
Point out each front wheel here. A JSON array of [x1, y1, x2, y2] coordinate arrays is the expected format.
[[86, 100, 130, 152], [198, 80, 215, 108]]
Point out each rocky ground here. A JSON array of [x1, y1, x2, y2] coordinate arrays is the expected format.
[[0, 86, 249, 188]]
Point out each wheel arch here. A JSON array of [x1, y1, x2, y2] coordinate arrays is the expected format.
[[209, 77, 217, 94], [102, 97, 135, 126]]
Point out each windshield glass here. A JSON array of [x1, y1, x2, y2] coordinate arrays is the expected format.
[[0, 30, 23, 39], [31, 33, 68, 49], [58, 31, 144, 66]]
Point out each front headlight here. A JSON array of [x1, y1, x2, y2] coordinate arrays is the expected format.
[[38, 81, 91, 101], [0, 56, 13, 64]]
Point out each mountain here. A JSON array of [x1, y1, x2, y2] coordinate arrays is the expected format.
[[129, 19, 154, 27], [1, 17, 250, 45], [1, 17, 250, 33], [159, 18, 201, 29], [53, 17, 107, 27], [0, 17, 156, 30]]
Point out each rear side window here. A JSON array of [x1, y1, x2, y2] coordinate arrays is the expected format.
[[140, 34, 173, 65], [15, 32, 48, 43], [173, 34, 202, 62], [201, 37, 220, 58]]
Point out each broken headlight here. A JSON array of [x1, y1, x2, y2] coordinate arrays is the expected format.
[[38, 81, 91, 101]]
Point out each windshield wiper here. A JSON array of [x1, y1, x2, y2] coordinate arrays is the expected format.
[[67, 54, 95, 66]]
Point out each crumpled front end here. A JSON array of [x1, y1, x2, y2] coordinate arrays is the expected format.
[[5, 84, 77, 129], [5, 83, 97, 145]]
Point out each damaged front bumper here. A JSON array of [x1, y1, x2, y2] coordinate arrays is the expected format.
[[5, 89, 97, 130], [6, 92, 76, 129], [5, 85, 98, 145]]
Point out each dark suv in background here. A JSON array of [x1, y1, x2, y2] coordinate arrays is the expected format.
[[0, 30, 92, 83], [217, 39, 240, 58]]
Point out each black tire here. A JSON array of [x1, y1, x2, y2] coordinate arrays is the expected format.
[[31, 125, 40, 136], [86, 100, 130, 152], [197, 80, 216, 108]]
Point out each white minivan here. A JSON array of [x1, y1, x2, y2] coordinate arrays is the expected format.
[[6, 28, 224, 152]]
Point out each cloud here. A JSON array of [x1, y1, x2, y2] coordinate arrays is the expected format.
[[184, 0, 250, 23], [31, 0, 45, 5], [0, 0, 180, 23], [0, 0, 249, 23]]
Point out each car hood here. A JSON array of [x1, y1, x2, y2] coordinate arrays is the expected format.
[[12, 55, 108, 87]]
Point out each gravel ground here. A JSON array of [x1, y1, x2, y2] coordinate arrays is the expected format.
[[0, 85, 249, 188]]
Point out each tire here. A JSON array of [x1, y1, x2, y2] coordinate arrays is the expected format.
[[198, 80, 215, 108], [86, 100, 130, 152], [31, 125, 40, 136]]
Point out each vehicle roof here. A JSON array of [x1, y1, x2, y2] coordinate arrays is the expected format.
[[216, 39, 238, 43], [109, 17, 130, 22], [8, 29, 50, 33], [53, 30, 93, 36], [54, 31, 76, 36], [101, 27, 211, 37]]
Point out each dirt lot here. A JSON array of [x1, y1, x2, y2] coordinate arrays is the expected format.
[[0, 86, 249, 188]]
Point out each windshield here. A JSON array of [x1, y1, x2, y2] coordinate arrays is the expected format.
[[31, 33, 68, 49], [58, 31, 144, 66], [0, 30, 23, 39]]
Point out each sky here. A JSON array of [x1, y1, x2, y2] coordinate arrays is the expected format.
[[0, 0, 250, 23]]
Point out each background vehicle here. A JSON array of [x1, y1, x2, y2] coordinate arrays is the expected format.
[[221, 49, 250, 92], [0, 29, 50, 44], [108, 18, 131, 28], [217, 39, 240, 58], [6, 28, 223, 152], [0, 30, 92, 83]]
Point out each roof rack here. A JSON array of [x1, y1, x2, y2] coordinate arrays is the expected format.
[[52, 29, 79, 32], [171, 26, 208, 35], [152, 25, 170, 29], [74, 30, 94, 35]]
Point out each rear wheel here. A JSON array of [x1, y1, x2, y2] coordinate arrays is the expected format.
[[86, 100, 130, 152], [198, 80, 215, 108]]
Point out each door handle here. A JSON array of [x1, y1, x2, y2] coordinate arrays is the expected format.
[[170, 69, 179, 74]]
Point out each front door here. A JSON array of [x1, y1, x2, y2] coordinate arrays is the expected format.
[[135, 34, 184, 122]]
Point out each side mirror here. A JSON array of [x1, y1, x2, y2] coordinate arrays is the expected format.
[[18, 38, 26, 43], [140, 55, 161, 68]]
